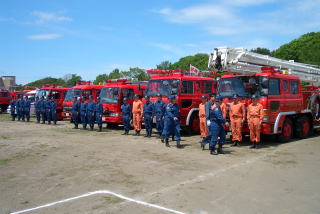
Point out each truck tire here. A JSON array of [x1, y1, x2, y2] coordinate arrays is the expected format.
[[188, 113, 200, 134], [295, 116, 311, 139], [278, 118, 293, 142]]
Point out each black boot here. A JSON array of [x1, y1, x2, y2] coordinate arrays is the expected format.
[[125, 130, 129, 135], [161, 136, 164, 143], [172, 136, 175, 141], [27, 118, 30, 122], [148, 132, 152, 138], [90, 127, 94, 131], [97, 126, 102, 132], [54, 121, 57, 125], [122, 130, 127, 135], [176, 140, 182, 149], [250, 142, 256, 149], [217, 144, 225, 154], [231, 141, 237, 147], [165, 138, 170, 147], [210, 147, 218, 155], [144, 132, 149, 137], [255, 143, 259, 149], [137, 131, 140, 136]]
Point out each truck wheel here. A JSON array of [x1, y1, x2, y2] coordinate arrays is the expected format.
[[295, 116, 311, 139], [278, 118, 293, 142], [188, 113, 200, 134]]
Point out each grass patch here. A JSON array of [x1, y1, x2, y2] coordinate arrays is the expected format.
[[0, 135, 9, 140], [47, 172, 58, 177], [0, 113, 12, 121], [103, 196, 124, 204], [0, 159, 10, 165]]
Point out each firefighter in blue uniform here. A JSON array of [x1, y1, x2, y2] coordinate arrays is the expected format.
[[9, 95, 16, 121], [206, 98, 229, 155], [50, 96, 57, 125], [16, 95, 21, 121], [95, 97, 103, 132], [20, 96, 26, 121], [45, 96, 52, 124], [80, 96, 88, 130], [24, 96, 31, 122], [87, 95, 96, 131], [121, 97, 132, 135], [35, 96, 41, 123], [154, 93, 166, 137], [143, 95, 154, 137], [161, 95, 181, 148], [40, 96, 46, 124], [72, 97, 80, 129]]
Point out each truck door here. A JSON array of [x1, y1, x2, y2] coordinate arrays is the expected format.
[[267, 78, 281, 123]]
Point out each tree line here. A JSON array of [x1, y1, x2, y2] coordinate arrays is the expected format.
[[25, 32, 320, 87]]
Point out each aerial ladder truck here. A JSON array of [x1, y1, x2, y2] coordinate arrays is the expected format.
[[208, 47, 320, 141]]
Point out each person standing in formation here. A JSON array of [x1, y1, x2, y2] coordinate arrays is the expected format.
[[121, 97, 132, 135], [154, 94, 166, 138], [143, 95, 154, 137], [199, 95, 208, 142], [229, 94, 245, 147], [95, 97, 103, 132], [247, 95, 263, 149], [80, 96, 88, 130], [9, 95, 16, 121], [132, 94, 143, 136]]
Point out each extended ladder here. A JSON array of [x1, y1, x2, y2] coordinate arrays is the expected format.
[[208, 47, 320, 84]]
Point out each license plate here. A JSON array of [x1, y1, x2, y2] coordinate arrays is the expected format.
[[102, 118, 106, 121], [66, 113, 69, 116], [153, 117, 156, 123]]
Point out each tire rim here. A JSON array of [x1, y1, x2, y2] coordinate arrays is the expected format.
[[283, 121, 292, 140], [302, 120, 310, 137]]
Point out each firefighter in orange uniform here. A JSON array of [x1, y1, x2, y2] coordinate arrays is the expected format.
[[247, 95, 263, 149], [218, 96, 227, 119], [229, 94, 245, 146], [132, 94, 143, 136], [199, 95, 208, 140]]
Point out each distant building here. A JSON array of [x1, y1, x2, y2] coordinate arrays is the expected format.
[[0, 77, 4, 89], [0, 76, 16, 90]]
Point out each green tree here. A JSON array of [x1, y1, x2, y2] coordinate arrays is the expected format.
[[251, 47, 272, 56], [65, 74, 82, 86], [171, 53, 209, 71], [272, 32, 320, 66], [93, 74, 108, 85], [156, 61, 173, 70], [121, 67, 150, 81], [108, 69, 122, 79], [25, 77, 65, 88]]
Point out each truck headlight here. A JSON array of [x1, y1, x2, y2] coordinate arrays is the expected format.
[[262, 116, 269, 122], [110, 113, 120, 117]]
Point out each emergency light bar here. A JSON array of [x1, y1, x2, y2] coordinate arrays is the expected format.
[[76, 81, 91, 86]]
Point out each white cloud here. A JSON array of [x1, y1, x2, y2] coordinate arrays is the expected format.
[[31, 11, 72, 24], [27, 34, 63, 40]]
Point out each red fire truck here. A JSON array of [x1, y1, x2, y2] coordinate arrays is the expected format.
[[99, 79, 146, 125], [35, 84, 69, 120], [209, 47, 320, 141], [62, 81, 103, 120], [0, 89, 11, 113], [145, 69, 217, 133]]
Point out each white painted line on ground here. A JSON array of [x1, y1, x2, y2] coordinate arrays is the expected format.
[[11, 190, 187, 214]]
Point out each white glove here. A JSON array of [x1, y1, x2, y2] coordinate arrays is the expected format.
[[206, 120, 211, 126]]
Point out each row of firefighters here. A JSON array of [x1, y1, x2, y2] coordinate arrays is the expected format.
[[9, 95, 58, 124], [8, 93, 263, 155]]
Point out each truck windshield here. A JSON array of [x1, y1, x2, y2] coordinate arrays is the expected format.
[[64, 89, 82, 101], [145, 79, 180, 97], [35, 89, 50, 99], [100, 87, 119, 104], [218, 76, 263, 98]]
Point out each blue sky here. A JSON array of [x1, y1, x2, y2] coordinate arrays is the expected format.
[[1, 0, 319, 84]]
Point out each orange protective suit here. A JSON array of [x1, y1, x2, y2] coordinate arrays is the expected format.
[[132, 100, 143, 131], [220, 102, 227, 119], [229, 102, 245, 142], [247, 103, 263, 143], [199, 103, 208, 138]]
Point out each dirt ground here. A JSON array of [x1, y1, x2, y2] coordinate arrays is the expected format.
[[1, 113, 320, 214]]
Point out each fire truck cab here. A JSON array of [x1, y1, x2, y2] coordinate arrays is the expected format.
[[218, 67, 320, 141], [145, 69, 217, 132], [100, 79, 146, 125], [0, 89, 11, 113], [35, 84, 68, 120], [62, 81, 103, 120]]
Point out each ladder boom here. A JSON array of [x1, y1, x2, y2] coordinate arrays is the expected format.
[[208, 47, 320, 83]]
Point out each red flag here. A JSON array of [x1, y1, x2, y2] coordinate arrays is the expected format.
[[190, 64, 200, 74]]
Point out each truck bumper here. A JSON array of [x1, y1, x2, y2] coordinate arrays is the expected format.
[[102, 116, 122, 124]]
